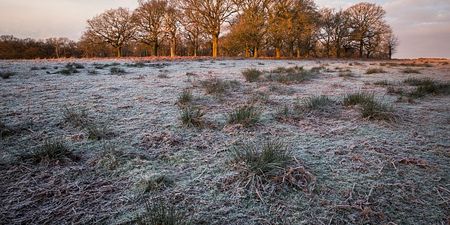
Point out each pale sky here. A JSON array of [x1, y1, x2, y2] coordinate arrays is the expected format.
[[0, 0, 449, 58]]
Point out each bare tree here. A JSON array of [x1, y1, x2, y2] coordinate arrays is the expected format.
[[318, 8, 350, 58], [133, 0, 168, 56], [346, 2, 386, 58], [181, 0, 237, 58], [86, 8, 136, 57]]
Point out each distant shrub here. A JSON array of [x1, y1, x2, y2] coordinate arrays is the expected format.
[[402, 68, 420, 74], [180, 106, 204, 128], [137, 200, 190, 225], [227, 105, 261, 127], [343, 92, 375, 106], [110, 67, 126, 75], [177, 89, 193, 105], [242, 68, 262, 82], [21, 140, 78, 164], [365, 68, 386, 74], [0, 71, 16, 79]]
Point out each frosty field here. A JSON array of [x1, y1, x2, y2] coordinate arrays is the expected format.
[[0, 58, 449, 224]]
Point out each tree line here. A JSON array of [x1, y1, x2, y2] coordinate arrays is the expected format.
[[0, 0, 398, 59]]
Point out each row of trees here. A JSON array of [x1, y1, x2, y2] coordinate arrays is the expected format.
[[0, 0, 398, 59]]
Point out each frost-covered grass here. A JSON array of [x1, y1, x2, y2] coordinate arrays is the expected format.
[[0, 58, 449, 225]]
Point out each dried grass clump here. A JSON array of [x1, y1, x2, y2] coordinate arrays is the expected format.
[[20, 140, 78, 164], [1, 71, 16, 79], [242, 68, 263, 82], [227, 105, 261, 127], [180, 106, 205, 128], [126, 62, 146, 68], [136, 200, 191, 225], [268, 66, 316, 84], [230, 140, 315, 199], [365, 68, 386, 74], [401, 68, 420, 74], [110, 67, 126, 75]]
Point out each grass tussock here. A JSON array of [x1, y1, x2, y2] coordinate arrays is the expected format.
[[86, 124, 110, 140], [1, 71, 16, 79], [177, 89, 193, 105], [403, 78, 450, 98], [343, 92, 396, 121], [227, 105, 261, 127], [200, 78, 237, 95], [365, 68, 386, 74], [242, 68, 263, 82], [360, 100, 395, 121], [401, 68, 420, 74], [268, 66, 316, 84], [138, 175, 174, 193], [230, 140, 315, 198], [110, 67, 126, 75], [137, 200, 190, 225], [343, 92, 375, 106], [0, 121, 14, 137], [20, 140, 78, 164], [373, 80, 391, 86], [63, 106, 89, 127], [180, 106, 205, 128], [338, 71, 353, 77], [297, 96, 336, 116]]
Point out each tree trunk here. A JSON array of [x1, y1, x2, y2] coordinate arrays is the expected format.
[[359, 40, 364, 58], [254, 46, 258, 58], [153, 39, 158, 56], [212, 33, 219, 58], [170, 38, 176, 58], [275, 48, 281, 58], [296, 49, 300, 58], [117, 47, 122, 58], [245, 46, 250, 58]]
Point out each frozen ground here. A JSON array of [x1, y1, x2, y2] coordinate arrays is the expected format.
[[0, 58, 449, 224]]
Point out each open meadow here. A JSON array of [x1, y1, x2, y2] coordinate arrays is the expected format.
[[1, 58, 449, 224]]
